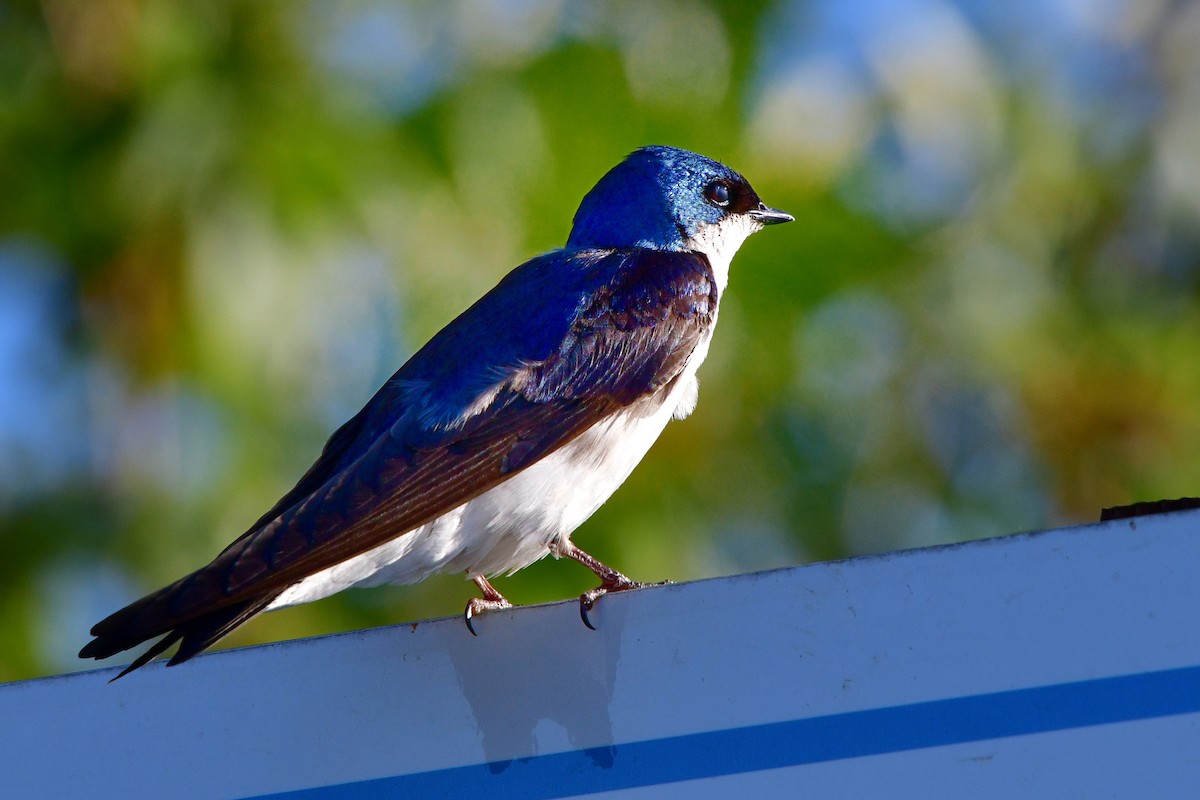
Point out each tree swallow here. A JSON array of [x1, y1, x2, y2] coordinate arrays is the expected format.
[[80, 145, 793, 678]]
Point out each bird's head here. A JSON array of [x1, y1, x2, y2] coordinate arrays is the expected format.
[[566, 146, 792, 277]]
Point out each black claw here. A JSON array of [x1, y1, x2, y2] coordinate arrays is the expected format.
[[464, 607, 478, 637], [580, 599, 597, 631], [579, 588, 606, 630]]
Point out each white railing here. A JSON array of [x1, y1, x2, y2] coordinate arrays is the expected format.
[[3, 509, 1199, 799]]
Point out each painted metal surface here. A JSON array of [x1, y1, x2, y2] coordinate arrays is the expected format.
[[2, 510, 1198, 798]]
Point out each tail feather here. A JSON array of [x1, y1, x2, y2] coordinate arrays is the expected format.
[[168, 594, 279, 666], [80, 591, 281, 680], [110, 631, 183, 682]]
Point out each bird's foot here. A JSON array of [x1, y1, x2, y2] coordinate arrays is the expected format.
[[464, 575, 512, 636], [464, 597, 512, 636], [579, 575, 671, 630], [548, 538, 670, 630]]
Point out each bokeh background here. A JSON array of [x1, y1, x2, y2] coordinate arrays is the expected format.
[[2, 0, 1199, 682]]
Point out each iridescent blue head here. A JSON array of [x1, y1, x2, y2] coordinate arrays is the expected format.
[[566, 145, 793, 253]]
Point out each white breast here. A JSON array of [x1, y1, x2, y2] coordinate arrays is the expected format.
[[687, 213, 762, 295]]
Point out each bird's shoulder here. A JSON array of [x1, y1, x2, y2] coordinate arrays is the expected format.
[[395, 246, 718, 426]]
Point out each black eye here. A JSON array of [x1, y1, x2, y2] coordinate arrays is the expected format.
[[704, 181, 730, 207]]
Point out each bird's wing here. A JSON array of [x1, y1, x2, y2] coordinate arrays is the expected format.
[[82, 247, 717, 665]]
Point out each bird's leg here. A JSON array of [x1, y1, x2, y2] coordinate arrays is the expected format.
[[464, 575, 512, 636], [550, 540, 668, 630]]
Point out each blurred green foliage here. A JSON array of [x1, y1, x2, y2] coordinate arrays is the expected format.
[[1, 0, 1198, 682]]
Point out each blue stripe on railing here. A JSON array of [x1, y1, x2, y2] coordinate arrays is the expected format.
[[249, 664, 1200, 799]]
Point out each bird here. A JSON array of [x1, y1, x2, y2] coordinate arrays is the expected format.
[[79, 145, 793, 678]]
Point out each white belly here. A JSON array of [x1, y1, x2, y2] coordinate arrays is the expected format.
[[267, 337, 710, 610]]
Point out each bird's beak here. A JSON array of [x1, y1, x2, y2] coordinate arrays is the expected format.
[[748, 203, 794, 225]]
